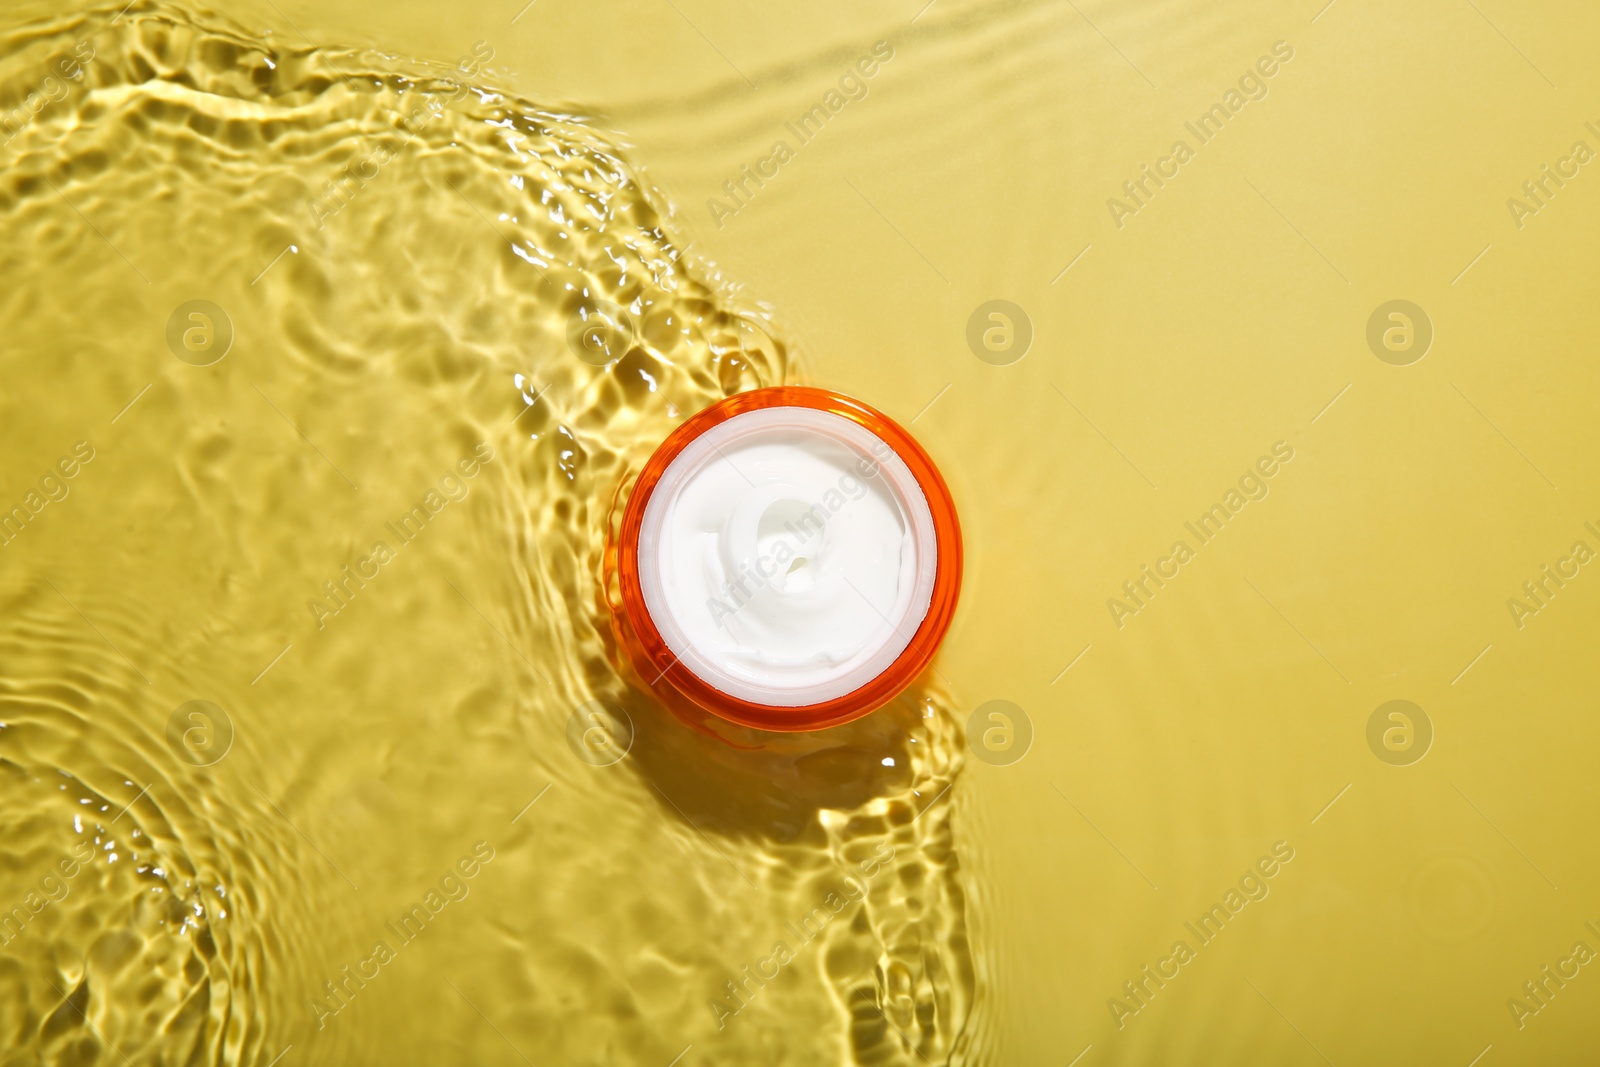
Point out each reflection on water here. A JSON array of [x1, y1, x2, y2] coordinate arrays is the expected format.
[[0, 2, 978, 1063]]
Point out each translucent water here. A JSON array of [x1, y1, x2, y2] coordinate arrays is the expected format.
[[0, 3, 975, 1063]]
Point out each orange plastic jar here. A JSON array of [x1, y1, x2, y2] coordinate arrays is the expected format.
[[613, 387, 961, 732]]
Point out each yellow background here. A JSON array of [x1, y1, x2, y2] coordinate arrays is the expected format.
[[9, 0, 1600, 1062], [458, 0, 1600, 1059]]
